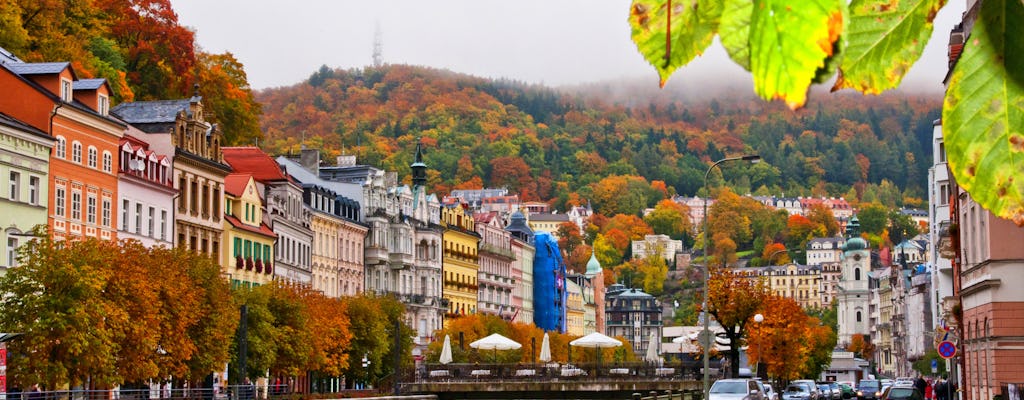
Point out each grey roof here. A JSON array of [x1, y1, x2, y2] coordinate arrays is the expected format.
[[5, 62, 70, 75], [809, 237, 844, 244], [610, 287, 655, 299], [73, 78, 106, 90], [111, 99, 193, 124], [530, 213, 569, 222], [0, 47, 23, 63]]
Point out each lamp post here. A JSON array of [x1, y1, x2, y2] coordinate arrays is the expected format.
[[703, 154, 759, 400], [753, 313, 765, 380]]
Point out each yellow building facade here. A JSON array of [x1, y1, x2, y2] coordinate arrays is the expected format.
[[565, 279, 585, 336], [223, 173, 276, 288], [441, 203, 480, 320]]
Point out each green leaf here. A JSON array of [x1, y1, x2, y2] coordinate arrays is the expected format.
[[749, 0, 843, 109], [834, 0, 946, 93], [630, 0, 723, 87], [719, 0, 753, 70], [943, 0, 1024, 226]]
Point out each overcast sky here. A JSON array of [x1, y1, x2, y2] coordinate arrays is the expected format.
[[172, 0, 966, 93]]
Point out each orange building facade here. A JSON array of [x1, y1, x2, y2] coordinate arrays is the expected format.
[[0, 59, 123, 241]]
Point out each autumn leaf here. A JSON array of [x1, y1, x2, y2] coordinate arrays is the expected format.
[[749, 0, 843, 108], [719, 0, 753, 70], [629, 0, 723, 87], [942, 0, 1024, 226], [833, 0, 946, 93]]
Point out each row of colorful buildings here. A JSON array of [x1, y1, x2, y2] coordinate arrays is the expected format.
[[0, 47, 660, 359]]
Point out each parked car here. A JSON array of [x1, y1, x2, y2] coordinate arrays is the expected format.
[[881, 386, 923, 400], [819, 384, 837, 400], [761, 382, 779, 400], [710, 379, 767, 400], [793, 380, 822, 400], [857, 380, 883, 400], [839, 382, 856, 399], [783, 383, 814, 400], [828, 382, 842, 400]]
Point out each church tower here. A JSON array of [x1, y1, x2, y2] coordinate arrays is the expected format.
[[837, 215, 871, 346], [585, 250, 606, 333], [411, 140, 427, 187]]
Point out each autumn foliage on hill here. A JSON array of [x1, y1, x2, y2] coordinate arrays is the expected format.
[[257, 64, 940, 211]]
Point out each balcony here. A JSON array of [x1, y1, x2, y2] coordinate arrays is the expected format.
[[480, 242, 515, 259], [390, 251, 414, 269], [365, 245, 388, 266]]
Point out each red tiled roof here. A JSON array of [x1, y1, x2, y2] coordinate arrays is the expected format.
[[474, 211, 498, 223], [222, 147, 291, 183], [224, 173, 255, 197], [224, 214, 277, 238]]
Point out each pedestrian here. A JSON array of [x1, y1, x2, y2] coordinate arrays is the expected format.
[[935, 378, 948, 400], [915, 376, 928, 397], [925, 378, 933, 400], [241, 377, 255, 400], [26, 384, 42, 400]]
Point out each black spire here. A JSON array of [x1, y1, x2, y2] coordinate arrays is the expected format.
[[411, 139, 427, 187]]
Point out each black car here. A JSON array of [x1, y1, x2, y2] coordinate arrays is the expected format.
[[857, 380, 883, 400]]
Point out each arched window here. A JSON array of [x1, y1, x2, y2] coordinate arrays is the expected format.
[[856, 311, 862, 322], [87, 146, 97, 168], [854, 268, 861, 280], [72, 141, 82, 163], [55, 136, 66, 159]]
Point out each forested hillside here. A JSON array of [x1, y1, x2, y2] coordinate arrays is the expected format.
[[257, 64, 941, 212]]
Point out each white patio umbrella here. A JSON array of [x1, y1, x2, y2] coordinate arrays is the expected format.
[[644, 332, 660, 364], [439, 334, 453, 365], [570, 332, 622, 367], [539, 332, 552, 363], [470, 333, 522, 362]]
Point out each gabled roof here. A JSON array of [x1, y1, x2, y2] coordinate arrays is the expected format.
[[111, 99, 192, 124], [224, 215, 276, 238], [474, 211, 498, 224], [224, 173, 256, 198], [5, 62, 71, 75], [223, 147, 294, 184], [73, 78, 107, 90]]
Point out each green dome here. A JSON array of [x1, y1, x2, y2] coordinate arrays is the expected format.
[[585, 251, 602, 277], [845, 237, 868, 251]]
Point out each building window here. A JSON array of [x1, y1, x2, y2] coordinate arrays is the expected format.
[[148, 207, 155, 237], [61, 79, 72, 102], [98, 95, 109, 116], [135, 203, 142, 234], [56, 136, 66, 159], [8, 171, 19, 201], [102, 152, 112, 172], [102, 198, 111, 227], [160, 210, 167, 240], [72, 141, 82, 164], [71, 190, 82, 220], [938, 141, 946, 163], [856, 311, 862, 322], [121, 199, 130, 231], [87, 195, 97, 224], [87, 146, 97, 168], [55, 186, 66, 217], [6, 237, 17, 267], [28, 176, 39, 205]]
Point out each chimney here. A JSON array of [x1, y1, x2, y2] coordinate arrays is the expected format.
[[300, 148, 320, 174]]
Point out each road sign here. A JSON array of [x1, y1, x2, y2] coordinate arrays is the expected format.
[[938, 341, 957, 359], [931, 359, 938, 374]]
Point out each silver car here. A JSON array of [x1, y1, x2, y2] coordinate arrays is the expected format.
[[710, 379, 767, 400]]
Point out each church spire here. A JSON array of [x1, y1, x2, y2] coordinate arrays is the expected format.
[[411, 139, 426, 187]]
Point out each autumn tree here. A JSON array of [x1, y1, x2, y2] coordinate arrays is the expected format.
[[847, 333, 876, 364], [805, 203, 841, 237], [638, 254, 668, 296], [749, 294, 836, 380], [590, 175, 650, 216], [603, 214, 653, 240], [644, 199, 693, 241], [101, 0, 196, 100], [705, 267, 768, 378], [760, 242, 791, 266], [193, 51, 263, 146]]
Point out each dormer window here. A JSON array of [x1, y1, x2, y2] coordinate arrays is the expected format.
[[98, 95, 109, 116], [61, 79, 72, 102]]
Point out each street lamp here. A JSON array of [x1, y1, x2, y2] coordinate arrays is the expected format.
[[703, 154, 760, 400], [753, 313, 765, 379]]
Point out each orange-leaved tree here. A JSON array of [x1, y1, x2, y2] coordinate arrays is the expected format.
[[705, 266, 768, 378]]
